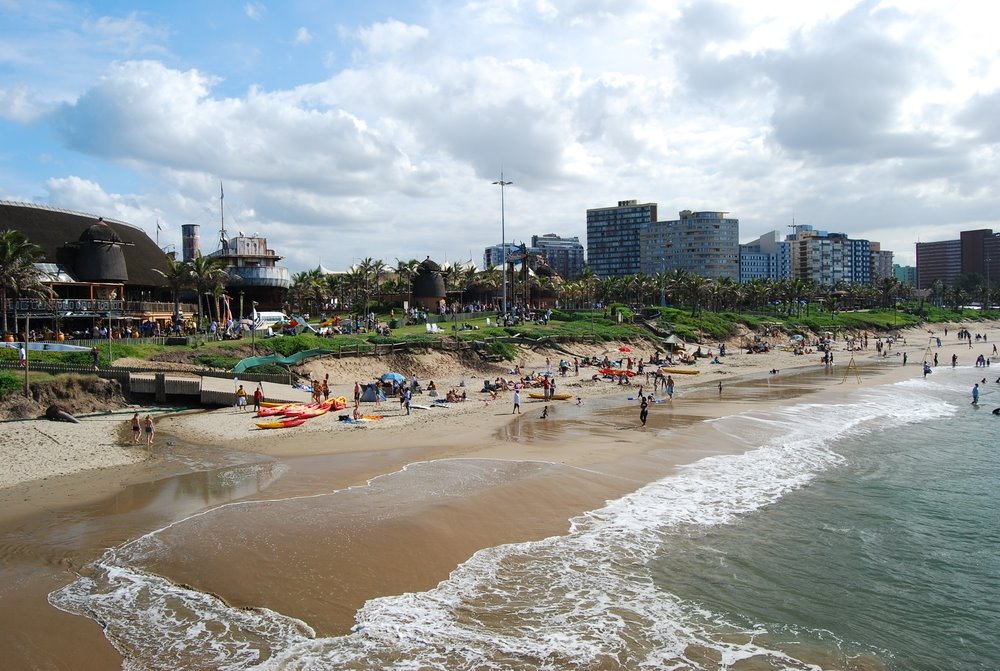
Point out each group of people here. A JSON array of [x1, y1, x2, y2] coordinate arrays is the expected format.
[[234, 383, 265, 412], [130, 412, 155, 445]]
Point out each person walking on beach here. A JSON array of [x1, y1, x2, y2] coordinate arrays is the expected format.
[[403, 388, 412, 415], [512, 388, 521, 414], [952, 354, 958, 368], [934, 352, 938, 366], [639, 394, 649, 426], [131, 412, 141, 444], [235, 384, 248, 412], [666, 375, 675, 400], [143, 415, 154, 446], [253, 384, 264, 412], [972, 383, 980, 405]]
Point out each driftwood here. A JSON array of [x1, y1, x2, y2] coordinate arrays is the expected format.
[[45, 404, 80, 423]]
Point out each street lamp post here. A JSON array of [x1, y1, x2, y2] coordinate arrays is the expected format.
[[106, 312, 113, 364], [492, 172, 513, 316], [986, 257, 992, 310], [23, 312, 30, 397]]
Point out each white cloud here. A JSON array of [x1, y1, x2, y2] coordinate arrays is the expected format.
[[5, 0, 1000, 272], [356, 19, 429, 56], [0, 85, 44, 122], [81, 12, 168, 57], [294, 27, 313, 45], [244, 2, 265, 21]]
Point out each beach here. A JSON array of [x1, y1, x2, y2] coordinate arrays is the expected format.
[[1, 323, 997, 669]]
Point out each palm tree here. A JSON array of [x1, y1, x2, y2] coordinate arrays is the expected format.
[[929, 278, 945, 308], [0, 229, 45, 334], [394, 258, 421, 308], [187, 253, 231, 329], [472, 267, 502, 307], [289, 269, 326, 315], [153, 256, 193, 322], [324, 272, 348, 311], [875, 275, 901, 310]]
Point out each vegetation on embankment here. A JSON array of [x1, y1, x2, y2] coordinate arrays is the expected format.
[[2, 305, 998, 406]]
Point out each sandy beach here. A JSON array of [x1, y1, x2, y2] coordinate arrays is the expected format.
[[3, 323, 989, 485], [1, 322, 997, 669]]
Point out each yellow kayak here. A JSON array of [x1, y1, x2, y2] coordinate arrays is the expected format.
[[658, 367, 700, 375], [527, 392, 574, 400]]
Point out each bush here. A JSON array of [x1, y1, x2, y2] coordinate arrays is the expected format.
[[194, 354, 241, 370], [486, 340, 518, 361], [0, 371, 21, 399]]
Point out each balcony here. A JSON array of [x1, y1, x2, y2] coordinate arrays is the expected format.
[[226, 266, 292, 288], [13, 298, 197, 319]]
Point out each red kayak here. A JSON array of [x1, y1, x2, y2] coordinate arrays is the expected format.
[[599, 368, 636, 377]]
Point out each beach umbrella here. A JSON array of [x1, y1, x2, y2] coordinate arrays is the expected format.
[[381, 372, 405, 383]]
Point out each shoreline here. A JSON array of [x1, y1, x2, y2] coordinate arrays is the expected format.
[[2, 321, 994, 513], [0, 323, 997, 668]]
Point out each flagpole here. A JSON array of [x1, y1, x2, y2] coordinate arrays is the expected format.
[[220, 181, 226, 250]]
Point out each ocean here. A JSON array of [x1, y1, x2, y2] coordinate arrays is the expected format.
[[49, 366, 1000, 670]]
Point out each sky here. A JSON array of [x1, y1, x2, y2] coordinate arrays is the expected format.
[[2, 0, 999, 273]]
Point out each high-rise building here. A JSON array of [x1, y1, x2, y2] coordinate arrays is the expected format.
[[483, 242, 523, 270], [915, 229, 1000, 289], [739, 231, 792, 283], [786, 225, 871, 286], [530, 233, 585, 280], [586, 200, 657, 278], [914, 239, 961, 289], [640, 210, 740, 280], [893, 264, 917, 287], [870, 242, 894, 280]]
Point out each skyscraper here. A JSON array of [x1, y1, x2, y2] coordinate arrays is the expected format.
[[787, 225, 871, 286], [739, 230, 791, 282], [643, 210, 740, 280], [586, 200, 657, 278], [530, 234, 585, 280]]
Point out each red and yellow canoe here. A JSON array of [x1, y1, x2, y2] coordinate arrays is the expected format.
[[256, 418, 307, 429]]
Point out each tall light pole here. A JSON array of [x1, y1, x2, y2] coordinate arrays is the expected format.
[[986, 257, 992, 310], [492, 172, 513, 315]]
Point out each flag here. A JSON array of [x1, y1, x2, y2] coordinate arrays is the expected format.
[[156, 219, 162, 231], [220, 181, 224, 200]]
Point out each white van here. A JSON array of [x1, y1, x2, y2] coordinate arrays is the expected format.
[[253, 311, 289, 335]]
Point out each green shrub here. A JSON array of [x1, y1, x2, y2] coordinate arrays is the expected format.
[[194, 354, 241, 370], [486, 340, 518, 360], [0, 371, 21, 398]]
